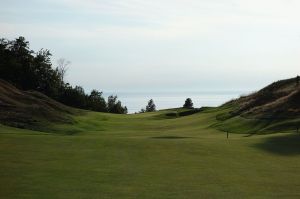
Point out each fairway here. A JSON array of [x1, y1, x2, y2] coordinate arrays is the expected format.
[[1, 108, 300, 198]]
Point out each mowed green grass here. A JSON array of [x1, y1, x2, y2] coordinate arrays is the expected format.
[[1, 108, 300, 198]]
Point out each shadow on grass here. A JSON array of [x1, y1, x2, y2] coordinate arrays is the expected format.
[[253, 133, 300, 155], [151, 136, 191, 139], [244, 133, 256, 137]]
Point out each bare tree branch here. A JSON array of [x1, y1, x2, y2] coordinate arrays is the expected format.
[[56, 58, 71, 83]]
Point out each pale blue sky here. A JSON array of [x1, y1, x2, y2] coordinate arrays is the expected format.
[[1, 0, 300, 92]]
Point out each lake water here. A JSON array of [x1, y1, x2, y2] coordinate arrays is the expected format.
[[103, 91, 245, 114]]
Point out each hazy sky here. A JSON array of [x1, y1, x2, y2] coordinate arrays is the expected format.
[[1, 0, 300, 92]]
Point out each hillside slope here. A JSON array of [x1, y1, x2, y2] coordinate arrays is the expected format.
[[230, 77, 300, 119], [215, 77, 300, 133], [0, 79, 76, 131]]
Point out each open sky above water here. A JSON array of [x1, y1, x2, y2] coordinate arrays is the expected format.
[[103, 91, 245, 113], [1, 0, 299, 93]]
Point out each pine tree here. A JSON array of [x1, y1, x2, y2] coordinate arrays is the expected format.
[[183, 98, 194, 109], [146, 99, 156, 112]]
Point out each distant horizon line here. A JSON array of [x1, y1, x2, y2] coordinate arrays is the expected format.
[[100, 89, 254, 95]]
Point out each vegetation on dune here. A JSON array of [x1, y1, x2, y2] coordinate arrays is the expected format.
[[214, 77, 300, 134], [229, 77, 300, 119], [0, 79, 76, 131], [0, 36, 127, 114]]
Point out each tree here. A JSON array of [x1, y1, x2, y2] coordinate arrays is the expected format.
[[0, 36, 34, 89], [107, 95, 117, 113], [10, 36, 33, 58], [87, 90, 107, 112], [60, 85, 87, 108], [183, 98, 194, 109], [107, 95, 127, 114], [123, 106, 128, 114], [146, 99, 156, 112], [297, 75, 299, 87], [34, 49, 61, 97], [57, 58, 70, 83]]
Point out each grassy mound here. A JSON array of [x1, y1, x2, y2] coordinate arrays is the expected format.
[[228, 77, 300, 119], [214, 77, 300, 134], [0, 79, 77, 131]]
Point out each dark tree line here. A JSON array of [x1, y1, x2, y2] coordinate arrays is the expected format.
[[0, 36, 127, 114]]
